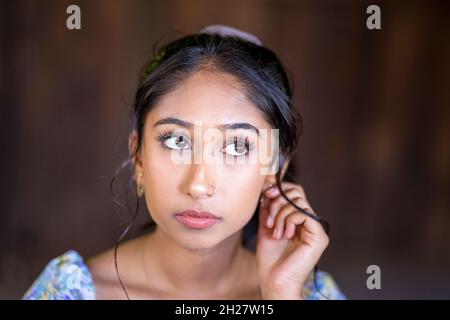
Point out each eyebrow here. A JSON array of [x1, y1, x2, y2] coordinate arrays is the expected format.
[[153, 117, 260, 136]]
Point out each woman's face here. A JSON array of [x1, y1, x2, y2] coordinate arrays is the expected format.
[[132, 70, 277, 250]]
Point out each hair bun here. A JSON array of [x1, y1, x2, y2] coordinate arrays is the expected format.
[[199, 24, 263, 46]]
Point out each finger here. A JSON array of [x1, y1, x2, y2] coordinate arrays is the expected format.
[[284, 213, 308, 240], [264, 182, 307, 199], [267, 188, 305, 221], [272, 199, 302, 239], [285, 207, 317, 239], [285, 212, 329, 247], [284, 182, 306, 194], [263, 182, 294, 199], [273, 195, 314, 240], [263, 185, 280, 198], [271, 192, 315, 240], [285, 220, 296, 239]]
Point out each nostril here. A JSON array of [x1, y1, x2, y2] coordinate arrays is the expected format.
[[187, 183, 216, 198]]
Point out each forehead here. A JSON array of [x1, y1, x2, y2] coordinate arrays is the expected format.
[[146, 70, 271, 130]]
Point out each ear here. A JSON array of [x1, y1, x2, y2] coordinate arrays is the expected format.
[[262, 157, 290, 191], [128, 130, 143, 179]]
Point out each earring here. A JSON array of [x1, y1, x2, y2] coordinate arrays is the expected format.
[[136, 172, 144, 197]]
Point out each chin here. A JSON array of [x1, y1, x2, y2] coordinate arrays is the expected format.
[[175, 233, 225, 251]]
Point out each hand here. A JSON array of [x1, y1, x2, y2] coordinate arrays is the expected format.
[[256, 182, 329, 300]]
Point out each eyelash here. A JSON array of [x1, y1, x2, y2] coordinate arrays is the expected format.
[[158, 130, 194, 149], [157, 130, 179, 150], [157, 130, 255, 156]]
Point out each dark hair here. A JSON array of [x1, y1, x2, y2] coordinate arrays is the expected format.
[[110, 31, 330, 299]]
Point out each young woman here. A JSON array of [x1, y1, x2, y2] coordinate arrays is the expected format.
[[23, 25, 346, 300]]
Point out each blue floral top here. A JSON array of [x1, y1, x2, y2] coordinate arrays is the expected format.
[[22, 250, 347, 300]]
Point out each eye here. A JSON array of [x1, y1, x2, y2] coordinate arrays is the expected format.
[[159, 132, 191, 150], [223, 137, 250, 156]]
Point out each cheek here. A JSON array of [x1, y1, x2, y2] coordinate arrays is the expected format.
[[217, 165, 265, 222], [141, 146, 182, 212]]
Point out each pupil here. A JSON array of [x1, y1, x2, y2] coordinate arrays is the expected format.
[[235, 140, 246, 153], [176, 136, 186, 147]]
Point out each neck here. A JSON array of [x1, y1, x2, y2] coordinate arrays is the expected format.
[[142, 227, 249, 296]]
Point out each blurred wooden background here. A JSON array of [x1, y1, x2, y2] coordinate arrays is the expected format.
[[1, 0, 449, 299]]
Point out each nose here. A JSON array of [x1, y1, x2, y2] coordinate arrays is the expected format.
[[184, 163, 216, 199]]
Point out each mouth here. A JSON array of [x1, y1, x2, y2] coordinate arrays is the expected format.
[[174, 210, 221, 229]]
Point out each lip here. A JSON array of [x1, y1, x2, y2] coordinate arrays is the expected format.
[[174, 210, 221, 230]]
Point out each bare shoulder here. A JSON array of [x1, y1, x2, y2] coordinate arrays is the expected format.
[[85, 246, 123, 299], [85, 234, 149, 299]]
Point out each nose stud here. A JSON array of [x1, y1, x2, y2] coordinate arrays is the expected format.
[[207, 184, 216, 197]]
